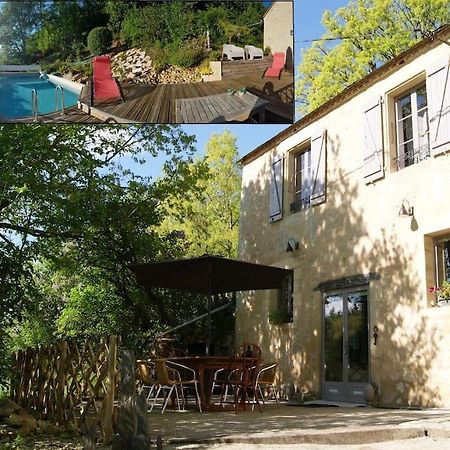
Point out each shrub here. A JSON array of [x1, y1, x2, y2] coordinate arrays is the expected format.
[[87, 26, 112, 55], [168, 37, 205, 68], [208, 49, 222, 62], [145, 45, 170, 72]]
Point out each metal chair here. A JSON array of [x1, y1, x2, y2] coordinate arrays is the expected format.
[[149, 359, 183, 413], [254, 362, 279, 407], [167, 360, 202, 413], [211, 367, 238, 402], [136, 360, 156, 406]]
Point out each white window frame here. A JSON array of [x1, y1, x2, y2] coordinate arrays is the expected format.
[[395, 84, 430, 169], [290, 146, 312, 212]]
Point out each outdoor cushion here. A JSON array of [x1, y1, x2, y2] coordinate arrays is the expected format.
[[263, 52, 285, 79], [92, 55, 123, 103]]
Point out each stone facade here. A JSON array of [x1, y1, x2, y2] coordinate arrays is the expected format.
[[237, 30, 450, 407], [263, 1, 293, 70]]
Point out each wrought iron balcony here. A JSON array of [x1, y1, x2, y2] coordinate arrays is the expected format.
[[395, 144, 430, 170]]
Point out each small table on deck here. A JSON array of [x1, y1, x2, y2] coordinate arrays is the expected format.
[[175, 92, 268, 124], [168, 356, 247, 411]]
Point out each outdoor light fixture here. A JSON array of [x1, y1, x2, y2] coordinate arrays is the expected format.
[[286, 238, 299, 252], [398, 199, 414, 217]]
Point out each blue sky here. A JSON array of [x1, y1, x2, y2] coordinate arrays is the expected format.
[[133, 0, 350, 180]]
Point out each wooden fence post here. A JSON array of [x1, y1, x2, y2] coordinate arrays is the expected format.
[[56, 341, 68, 425], [103, 335, 118, 445]]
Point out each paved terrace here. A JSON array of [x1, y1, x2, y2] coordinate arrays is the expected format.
[[147, 404, 450, 449], [79, 73, 294, 124]]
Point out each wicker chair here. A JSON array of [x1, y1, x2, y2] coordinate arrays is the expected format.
[[136, 360, 156, 406]]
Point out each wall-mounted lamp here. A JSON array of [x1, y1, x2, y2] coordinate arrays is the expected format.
[[398, 199, 414, 217], [286, 238, 299, 252]]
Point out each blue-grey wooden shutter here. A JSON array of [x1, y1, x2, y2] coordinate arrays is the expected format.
[[310, 130, 327, 206], [426, 59, 450, 156], [269, 156, 283, 223], [363, 98, 384, 182]]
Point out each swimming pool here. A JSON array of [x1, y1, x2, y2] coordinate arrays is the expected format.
[[0, 73, 80, 119]]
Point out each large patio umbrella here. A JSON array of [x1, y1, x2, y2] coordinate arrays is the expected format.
[[129, 255, 292, 354]]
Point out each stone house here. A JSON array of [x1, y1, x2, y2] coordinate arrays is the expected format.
[[263, 0, 294, 71], [237, 25, 450, 407]]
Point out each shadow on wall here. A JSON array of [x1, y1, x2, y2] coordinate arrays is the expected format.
[[237, 133, 441, 407]]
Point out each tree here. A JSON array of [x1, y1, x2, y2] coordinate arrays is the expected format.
[[156, 130, 242, 258], [296, 0, 450, 114], [0, 1, 45, 63], [0, 124, 197, 384]]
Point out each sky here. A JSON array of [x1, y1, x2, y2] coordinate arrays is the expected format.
[[130, 0, 351, 180]]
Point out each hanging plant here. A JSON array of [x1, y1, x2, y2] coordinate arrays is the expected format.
[[269, 309, 292, 325]]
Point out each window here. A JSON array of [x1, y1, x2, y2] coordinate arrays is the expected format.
[[425, 233, 450, 306], [270, 274, 293, 324], [395, 85, 430, 169], [435, 236, 450, 288], [290, 147, 312, 212]]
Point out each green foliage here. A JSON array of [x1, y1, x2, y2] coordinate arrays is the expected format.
[[145, 45, 170, 72], [438, 281, 450, 300], [168, 38, 206, 68], [269, 309, 293, 325], [156, 130, 241, 258], [87, 26, 112, 56], [105, 0, 133, 38], [0, 124, 197, 385], [218, 19, 250, 44], [0, 1, 45, 64], [297, 0, 450, 113], [56, 283, 123, 339]]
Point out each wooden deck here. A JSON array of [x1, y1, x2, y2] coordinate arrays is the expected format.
[[7, 106, 101, 123], [80, 73, 293, 124]]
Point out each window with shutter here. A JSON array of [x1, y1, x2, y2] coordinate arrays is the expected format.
[[426, 60, 450, 156], [269, 156, 283, 223], [289, 130, 327, 213], [394, 84, 430, 169]]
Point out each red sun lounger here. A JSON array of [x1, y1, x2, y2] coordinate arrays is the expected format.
[[263, 52, 285, 80], [90, 55, 124, 106]]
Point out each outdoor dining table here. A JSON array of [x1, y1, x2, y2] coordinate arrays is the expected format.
[[168, 355, 249, 411], [175, 92, 268, 124]]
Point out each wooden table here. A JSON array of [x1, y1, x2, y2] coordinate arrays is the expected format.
[[168, 356, 247, 411], [175, 92, 268, 124]]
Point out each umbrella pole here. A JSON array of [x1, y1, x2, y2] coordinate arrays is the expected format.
[[206, 296, 212, 356]]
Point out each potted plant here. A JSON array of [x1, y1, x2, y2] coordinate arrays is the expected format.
[[429, 280, 450, 306], [269, 309, 292, 325]]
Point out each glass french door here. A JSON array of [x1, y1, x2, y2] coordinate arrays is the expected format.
[[322, 288, 369, 403]]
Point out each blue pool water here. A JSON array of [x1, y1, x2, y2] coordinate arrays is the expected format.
[[0, 73, 79, 119]]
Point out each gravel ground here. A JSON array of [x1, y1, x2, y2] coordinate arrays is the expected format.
[[173, 437, 450, 450]]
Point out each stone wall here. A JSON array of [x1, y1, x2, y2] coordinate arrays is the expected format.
[[110, 48, 201, 84], [237, 39, 450, 407], [62, 47, 202, 85]]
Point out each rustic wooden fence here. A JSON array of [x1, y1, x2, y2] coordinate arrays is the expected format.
[[10, 335, 119, 444]]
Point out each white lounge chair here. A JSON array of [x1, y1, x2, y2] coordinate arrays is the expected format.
[[222, 44, 245, 61], [244, 45, 264, 60]]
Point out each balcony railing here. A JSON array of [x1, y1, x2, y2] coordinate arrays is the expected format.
[[395, 144, 430, 170]]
